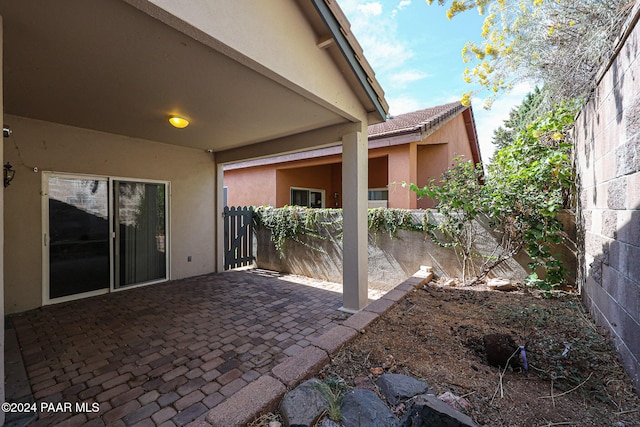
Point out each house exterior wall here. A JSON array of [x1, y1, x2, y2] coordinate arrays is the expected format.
[[416, 144, 448, 209], [439, 113, 475, 161], [386, 145, 416, 209], [222, 112, 476, 210], [3, 115, 217, 314], [276, 164, 335, 207], [225, 166, 276, 207], [368, 156, 388, 189], [0, 17, 5, 424], [574, 9, 640, 391]]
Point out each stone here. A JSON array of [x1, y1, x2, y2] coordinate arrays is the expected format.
[[279, 378, 329, 427], [206, 375, 286, 427], [443, 278, 457, 287], [438, 392, 471, 411], [486, 278, 517, 292], [271, 346, 329, 388], [320, 418, 340, 427], [353, 376, 377, 393], [483, 334, 519, 369], [340, 389, 398, 427], [399, 394, 477, 427], [376, 374, 429, 405]]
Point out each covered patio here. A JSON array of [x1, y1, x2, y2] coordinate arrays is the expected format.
[[8, 270, 361, 426], [0, 1, 390, 423]]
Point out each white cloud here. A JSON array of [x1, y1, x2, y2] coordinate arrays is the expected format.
[[338, 0, 413, 73], [388, 70, 430, 89], [392, 0, 411, 16], [357, 2, 383, 15], [387, 95, 424, 116], [471, 83, 534, 163]]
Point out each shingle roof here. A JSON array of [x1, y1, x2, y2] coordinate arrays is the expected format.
[[368, 101, 465, 139]]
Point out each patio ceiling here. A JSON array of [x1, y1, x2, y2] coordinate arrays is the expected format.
[[0, 0, 379, 153]]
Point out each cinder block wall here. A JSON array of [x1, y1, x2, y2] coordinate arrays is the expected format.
[[574, 6, 640, 392]]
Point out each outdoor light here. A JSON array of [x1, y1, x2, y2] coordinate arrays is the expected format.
[[169, 115, 189, 129], [4, 162, 15, 187]]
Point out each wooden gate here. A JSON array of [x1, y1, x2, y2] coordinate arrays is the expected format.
[[223, 206, 254, 270]]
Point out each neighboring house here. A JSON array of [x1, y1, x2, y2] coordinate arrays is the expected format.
[[0, 0, 388, 415], [224, 102, 481, 209]]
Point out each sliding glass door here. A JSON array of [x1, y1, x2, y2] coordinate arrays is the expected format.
[[47, 176, 111, 299], [44, 173, 169, 304], [114, 181, 167, 288]]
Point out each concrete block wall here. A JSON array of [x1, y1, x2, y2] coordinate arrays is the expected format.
[[574, 6, 640, 392]]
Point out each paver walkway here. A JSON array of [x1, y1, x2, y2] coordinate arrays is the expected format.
[[9, 270, 352, 426]]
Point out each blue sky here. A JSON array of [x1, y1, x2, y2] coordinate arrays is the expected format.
[[338, 0, 533, 162]]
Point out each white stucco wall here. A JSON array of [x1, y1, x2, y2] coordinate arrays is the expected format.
[[3, 115, 217, 314]]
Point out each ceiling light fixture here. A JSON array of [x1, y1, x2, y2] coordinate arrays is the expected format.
[[169, 115, 189, 129]]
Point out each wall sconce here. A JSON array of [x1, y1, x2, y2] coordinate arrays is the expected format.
[[4, 162, 15, 187]]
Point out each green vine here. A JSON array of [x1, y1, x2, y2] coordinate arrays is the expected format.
[[253, 206, 432, 258]]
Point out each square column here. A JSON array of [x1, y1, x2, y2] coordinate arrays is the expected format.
[[341, 128, 368, 312]]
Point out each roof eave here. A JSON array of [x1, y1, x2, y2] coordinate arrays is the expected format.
[[311, 0, 389, 123]]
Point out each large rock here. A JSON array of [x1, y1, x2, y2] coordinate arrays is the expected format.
[[341, 389, 398, 427], [376, 373, 430, 405], [279, 378, 329, 427], [399, 394, 477, 427]]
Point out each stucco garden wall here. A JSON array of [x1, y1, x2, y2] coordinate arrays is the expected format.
[[574, 6, 640, 392], [254, 210, 575, 291]]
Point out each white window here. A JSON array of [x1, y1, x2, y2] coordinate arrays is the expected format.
[[368, 188, 388, 208], [290, 187, 325, 208]]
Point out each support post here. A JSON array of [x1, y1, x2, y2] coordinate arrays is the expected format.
[[214, 157, 225, 272], [341, 127, 368, 312]]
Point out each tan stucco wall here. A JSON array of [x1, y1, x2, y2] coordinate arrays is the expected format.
[[368, 156, 388, 188], [387, 145, 416, 209], [225, 166, 276, 207], [144, 0, 367, 122], [416, 144, 448, 209], [0, 16, 5, 423], [3, 115, 216, 314]]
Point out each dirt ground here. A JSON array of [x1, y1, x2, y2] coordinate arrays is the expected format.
[[316, 279, 640, 427]]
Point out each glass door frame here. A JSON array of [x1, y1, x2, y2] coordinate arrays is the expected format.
[[41, 172, 171, 305], [42, 172, 113, 305], [111, 176, 171, 293]]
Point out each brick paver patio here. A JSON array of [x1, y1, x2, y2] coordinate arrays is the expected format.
[[9, 270, 353, 426]]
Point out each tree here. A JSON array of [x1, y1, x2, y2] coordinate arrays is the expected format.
[[428, 0, 633, 108], [411, 100, 581, 288], [410, 158, 490, 284], [491, 87, 543, 149]]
